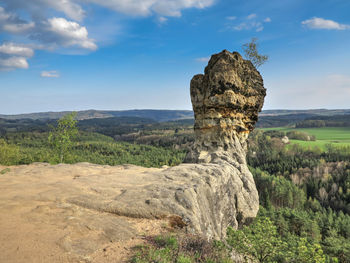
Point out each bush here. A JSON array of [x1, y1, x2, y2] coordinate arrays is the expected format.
[[287, 131, 316, 141], [0, 139, 20, 165], [131, 234, 232, 263]]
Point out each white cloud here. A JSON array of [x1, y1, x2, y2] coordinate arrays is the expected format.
[[33, 17, 97, 50], [234, 21, 263, 32], [158, 16, 168, 23], [0, 0, 216, 71], [84, 0, 214, 17], [44, 0, 85, 21], [3, 0, 214, 20], [195, 57, 210, 62], [0, 7, 35, 34], [0, 42, 34, 70], [0, 42, 34, 57], [2, 0, 85, 21], [0, 56, 29, 69], [230, 14, 271, 32], [247, 13, 257, 20], [41, 70, 60, 78], [302, 17, 350, 30], [3, 22, 35, 33], [226, 16, 236, 20]]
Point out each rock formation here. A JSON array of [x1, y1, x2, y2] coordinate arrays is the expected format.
[[186, 50, 266, 164], [0, 50, 266, 262], [66, 50, 266, 240], [147, 50, 266, 238]]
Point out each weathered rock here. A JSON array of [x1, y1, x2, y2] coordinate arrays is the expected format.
[[186, 50, 266, 164], [84, 50, 265, 239], [154, 50, 266, 238]]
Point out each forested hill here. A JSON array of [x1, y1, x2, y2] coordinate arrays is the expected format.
[[2, 109, 350, 122], [0, 109, 194, 122], [260, 109, 350, 116]]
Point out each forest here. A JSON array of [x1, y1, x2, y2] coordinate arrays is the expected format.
[[1, 114, 350, 262]]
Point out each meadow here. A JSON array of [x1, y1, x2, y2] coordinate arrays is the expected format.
[[261, 127, 350, 150]]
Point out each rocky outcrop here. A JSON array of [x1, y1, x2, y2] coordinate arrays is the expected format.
[[0, 50, 265, 262], [186, 50, 266, 164], [152, 50, 266, 238], [84, 49, 266, 240]]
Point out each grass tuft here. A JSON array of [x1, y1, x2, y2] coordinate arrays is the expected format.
[[0, 168, 11, 175]]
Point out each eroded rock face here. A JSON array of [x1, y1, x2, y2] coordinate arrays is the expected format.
[[156, 50, 265, 238], [186, 50, 266, 164]]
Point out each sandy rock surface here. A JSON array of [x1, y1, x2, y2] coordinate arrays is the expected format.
[[0, 163, 168, 263]]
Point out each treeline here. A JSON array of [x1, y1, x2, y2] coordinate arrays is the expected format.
[[256, 113, 316, 128], [264, 129, 316, 141], [0, 132, 186, 168], [296, 115, 350, 128], [0, 117, 195, 149]]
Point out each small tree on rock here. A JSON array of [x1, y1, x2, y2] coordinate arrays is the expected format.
[[242, 37, 269, 68], [48, 112, 78, 163]]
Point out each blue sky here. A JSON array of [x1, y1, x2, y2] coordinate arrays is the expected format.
[[0, 0, 350, 114]]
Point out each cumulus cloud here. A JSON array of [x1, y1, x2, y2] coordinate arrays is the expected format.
[[0, 7, 35, 34], [0, 0, 216, 71], [84, 0, 214, 17], [0, 56, 29, 69], [0, 42, 34, 57], [44, 0, 85, 21], [3, 0, 214, 19], [302, 17, 350, 30], [32, 17, 97, 50], [41, 70, 60, 78], [2, 0, 85, 21], [0, 42, 34, 70], [264, 17, 271, 23]]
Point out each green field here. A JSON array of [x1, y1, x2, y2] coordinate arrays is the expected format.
[[260, 127, 350, 149]]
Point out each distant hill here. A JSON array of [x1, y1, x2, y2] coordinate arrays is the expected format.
[[257, 109, 350, 128], [1, 109, 350, 126], [0, 109, 194, 122], [260, 109, 350, 116]]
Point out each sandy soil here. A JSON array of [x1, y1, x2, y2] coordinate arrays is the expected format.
[[0, 163, 169, 263]]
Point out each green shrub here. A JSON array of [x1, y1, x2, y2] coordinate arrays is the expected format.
[[131, 234, 232, 263], [0, 168, 11, 174], [0, 139, 20, 165], [287, 131, 316, 141]]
